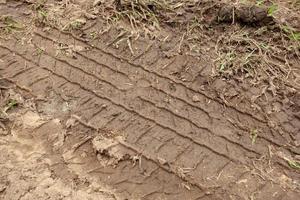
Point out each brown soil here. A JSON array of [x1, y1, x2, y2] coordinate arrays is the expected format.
[[0, 0, 299, 199]]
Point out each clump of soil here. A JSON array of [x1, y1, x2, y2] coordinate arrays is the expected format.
[[218, 5, 274, 26]]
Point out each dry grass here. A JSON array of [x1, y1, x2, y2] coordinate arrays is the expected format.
[[98, 0, 300, 92], [214, 27, 300, 89], [0, 16, 24, 34], [15, 0, 300, 93], [98, 0, 205, 35]]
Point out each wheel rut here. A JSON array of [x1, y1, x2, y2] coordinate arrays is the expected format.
[[0, 28, 299, 199]]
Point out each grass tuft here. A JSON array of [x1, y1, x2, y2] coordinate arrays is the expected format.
[[1, 16, 23, 33], [287, 159, 300, 170], [4, 99, 18, 112]]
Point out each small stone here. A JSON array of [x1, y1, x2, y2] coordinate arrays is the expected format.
[[72, 45, 85, 52], [157, 157, 167, 165], [85, 12, 97, 20], [192, 95, 200, 102]]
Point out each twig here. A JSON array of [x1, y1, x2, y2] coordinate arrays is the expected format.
[[232, 7, 235, 25], [127, 38, 135, 56], [71, 136, 93, 152], [177, 33, 186, 54], [106, 31, 127, 47]]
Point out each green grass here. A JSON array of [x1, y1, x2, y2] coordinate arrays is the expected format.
[[62, 19, 87, 31], [89, 31, 98, 39], [6, 99, 18, 111], [70, 20, 84, 30], [256, 0, 265, 6], [218, 51, 236, 72], [282, 25, 300, 41], [287, 159, 300, 170], [1, 16, 23, 33], [106, 0, 180, 32], [36, 8, 48, 25], [250, 129, 258, 145], [267, 4, 278, 16], [33, 47, 44, 56]]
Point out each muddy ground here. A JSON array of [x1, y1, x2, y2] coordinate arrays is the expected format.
[[0, 0, 299, 199]]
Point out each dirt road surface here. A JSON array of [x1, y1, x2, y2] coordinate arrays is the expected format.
[[0, 0, 299, 199]]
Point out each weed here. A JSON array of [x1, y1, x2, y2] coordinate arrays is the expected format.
[[106, 0, 176, 32], [5, 99, 18, 111], [89, 31, 98, 40], [216, 43, 257, 77], [282, 25, 300, 41], [256, 0, 265, 6], [64, 19, 86, 31], [259, 42, 269, 50], [219, 52, 236, 71], [71, 21, 83, 30], [31, 0, 50, 27], [214, 24, 300, 91], [1, 16, 23, 33], [290, 32, 300, 41], [34, 47, 44, 56], [287, 159, 300, 170], [250, 129, 258, 145], [267, 4, 278, 16], [37, 9, 48, 23]]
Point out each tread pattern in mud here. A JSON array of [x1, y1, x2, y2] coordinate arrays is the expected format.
[[0, 29, 299, 199]]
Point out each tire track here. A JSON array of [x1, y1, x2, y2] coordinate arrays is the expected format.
[[1, 33, 298, 199], [0, 43, 242, 164], [1, 43, 259, 194], [45, 47, 261, 162], [0, 38, 282, 164], [2, 1, 300, 198], [33, 31, 274, 154], [60, 30, 267, 123], [34, 30, 292, 154], [0, 45, 260, 198], [0, 38, 293, 171], [34, 31, 220, 120], [20, 37, 260, 163]]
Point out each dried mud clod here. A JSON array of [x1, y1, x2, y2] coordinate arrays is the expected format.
[[92, 136, 134, 167], [218, 5, 274, 26]]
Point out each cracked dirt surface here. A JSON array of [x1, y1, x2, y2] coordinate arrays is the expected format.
[[0, 0, 299, 199]]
